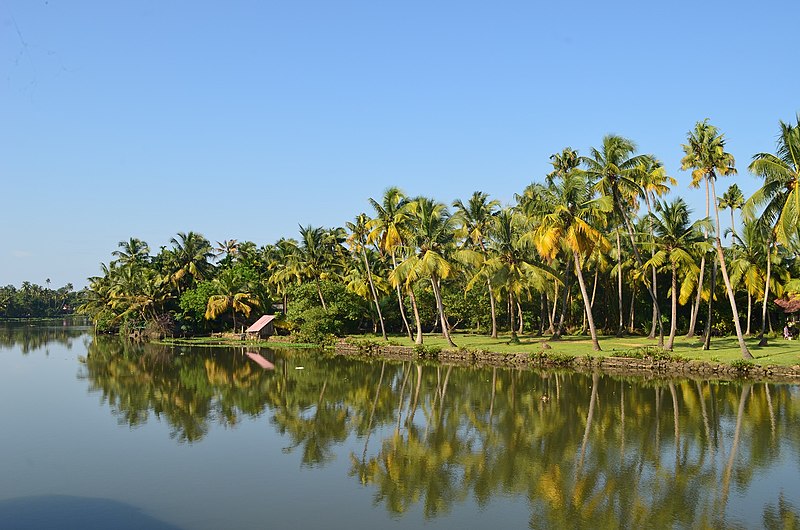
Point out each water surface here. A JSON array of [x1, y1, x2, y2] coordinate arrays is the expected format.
[[1, 323, 799, 529]]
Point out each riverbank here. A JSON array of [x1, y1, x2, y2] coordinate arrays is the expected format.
[[333, 333, 800, 382]]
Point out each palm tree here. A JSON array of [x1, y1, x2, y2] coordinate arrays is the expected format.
[[265, 238, 301, 314], [204, 269, 259, 332], [392, 197, 458, 347], [746, 115, 800, 345], [645, 199, 710, 350], [582, 135, 665, 346], [532, 168, 611, 350], [295, 225, 346, 311], [482, 209, 548, 344], [214, 239, 239, 263], [681, 119, 752, 359], [368, 187, 414, 340], [346, 213, 387, 340], [169, 232, 214, 292], [729, 221, 767, 336], [639, 159, 677, 339], [452, 191, 500, 338], [718, 184, 745, 242], [112, 238, 151, 268]]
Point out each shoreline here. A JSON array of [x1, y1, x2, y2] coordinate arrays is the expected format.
[[333, 339, 800, 383]]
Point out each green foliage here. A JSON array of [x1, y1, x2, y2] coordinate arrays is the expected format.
[[617, 345, 681, 361], [0, 282, 79, 318], [413, 344, 442, 358], [730, 359, 755, 372], [179, 281, 218, 331]]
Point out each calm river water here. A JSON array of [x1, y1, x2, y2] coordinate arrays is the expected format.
[[1, 322, 799, 529]]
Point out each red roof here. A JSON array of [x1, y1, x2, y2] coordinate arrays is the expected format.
[[246, 315, 276, 332]]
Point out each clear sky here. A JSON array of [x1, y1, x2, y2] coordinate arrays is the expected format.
[[1, 0, 797, 289]]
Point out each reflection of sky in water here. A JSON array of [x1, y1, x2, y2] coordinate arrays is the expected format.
[[1, 326, 799, 529]]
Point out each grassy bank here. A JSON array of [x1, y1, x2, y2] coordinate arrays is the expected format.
[[157, 336, 319, 349], [348, 332, 800, 367]]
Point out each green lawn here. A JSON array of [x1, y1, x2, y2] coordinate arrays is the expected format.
[[351, 332, 800, 367]]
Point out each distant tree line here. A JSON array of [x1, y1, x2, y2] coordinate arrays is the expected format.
[[0, 281, 79, 318], [78, 118, 800, 356]]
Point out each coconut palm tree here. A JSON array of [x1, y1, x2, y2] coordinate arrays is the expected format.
[[392, 197, 458, 347], [295, 225, 346, 311], [582, 135, 665, 346], [729, 221, 768, 336], [265, 238, 301, 314], [746, 115, 800, 345], [168, 232, 214, 292], [482, 209, 550, 344], [368, 187, 414, 339], [452, 191, 500, 338], [346, 213, 387, 340], [638, 159, 676, 339], [204, 269, 259, 332], [645, 198, 711, 349], [681, 119, 752, 359], [532, 169, 611, 350], [112, 238, 151, 269], [718, 184, 745, 242]]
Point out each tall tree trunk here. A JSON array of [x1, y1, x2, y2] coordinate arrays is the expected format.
[[539, 293, 546, 336], [488, 279, 498, 338], [574, 251, 601, 351], [613, 187, 665, 347], [666, 263, 677, 350], [392, 253, 412, 340], [516, 301, 524, 334], [430, 275, 456, 347], [758, 237, 773, 346], [548, 283, 557, 334], [745, 291, 752, 336], [408, 286, 423, 345], [646, 194, 658, 339], [553, 257, 572, 339], [478, 241, 499, 339], [315, 279, 328, 311], [509, 292, 519, 344], [703, 258, 718, 350], [616, 231, 624, 337], [363, 248, 387, 341], [687, 256, 705, 338], [628, 285, 636, 334], [709, 178, 752, 359]]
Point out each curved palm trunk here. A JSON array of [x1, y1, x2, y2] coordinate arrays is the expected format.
[[709, 178, 752, 359], [613, 187, 664, 347], [666, 263, 677, 350], [574, 251, 601, 351], [646, 194, 658, 339], [362, 248, 387, 341], [758, 237, 773, 346], [430, 275, 456, 347]]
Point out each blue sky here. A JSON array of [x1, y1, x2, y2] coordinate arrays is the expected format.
[[1, 0, 797, 288]]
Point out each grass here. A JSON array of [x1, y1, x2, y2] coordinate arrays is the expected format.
[[157, 336, 318, 348], [347, 332, 800, 367]]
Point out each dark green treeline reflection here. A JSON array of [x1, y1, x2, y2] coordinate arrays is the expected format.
[[79, 337, 800, 527], [0, 320, 88, 354]]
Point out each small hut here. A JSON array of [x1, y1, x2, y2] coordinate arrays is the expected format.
[[246, 315, 276, 340]]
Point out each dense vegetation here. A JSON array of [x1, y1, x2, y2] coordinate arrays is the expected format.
[[0, 281, 79, 319], [78, 119, 800, 357]]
